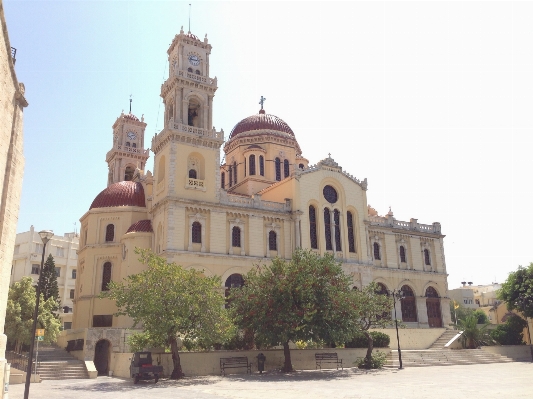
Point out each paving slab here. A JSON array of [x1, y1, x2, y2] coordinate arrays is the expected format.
[[7, 362, 533, 399]]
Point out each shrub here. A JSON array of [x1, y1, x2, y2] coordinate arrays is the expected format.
[[345, 331, 390, 348], [354, 351, 387, 369], [490, 315, 526, 345]]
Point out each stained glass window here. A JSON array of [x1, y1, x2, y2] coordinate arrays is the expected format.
[[334, 209, 341, 251], [323, 185, 338, 204], [101, 262, 112, 291], [324, 208, 332, 251], [192, 222, 201, 243], [259, 156, 264, 176], [347, 211, 355, 253], [309, 205, 318, 249], [269, 231, 277, 250], [249, 155, 256, 175], [284, 159, 289, 178], [275, 158, 281, 181]]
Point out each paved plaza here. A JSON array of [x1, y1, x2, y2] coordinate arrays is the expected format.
[[8, 362, 533, 399]]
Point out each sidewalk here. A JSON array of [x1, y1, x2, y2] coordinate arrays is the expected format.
[[8, 362, 533, 399]]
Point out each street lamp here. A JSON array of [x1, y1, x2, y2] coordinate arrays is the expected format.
[[24, 230, 53, 399], [388, 289, 405, 370]]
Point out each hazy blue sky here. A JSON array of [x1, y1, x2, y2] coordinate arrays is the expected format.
[[4, 1, 533, 288]]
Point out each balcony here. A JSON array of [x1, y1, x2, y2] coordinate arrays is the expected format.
[[185, 178, 206, 191]]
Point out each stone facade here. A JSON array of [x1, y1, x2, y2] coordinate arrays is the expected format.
[[11, 227, 79, 329], [0, 3, 27, 397], [68, 28, 452, 370]]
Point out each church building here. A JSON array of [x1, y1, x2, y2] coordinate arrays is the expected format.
[[70, 28, 452, 370]]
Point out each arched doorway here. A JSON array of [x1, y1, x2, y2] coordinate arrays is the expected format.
[[425, 287, 442, 327], [400, 285, 417, 322], [94, 339, 110, 376], [224, 274, 244, 308]]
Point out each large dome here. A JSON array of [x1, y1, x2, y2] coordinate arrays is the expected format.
[[229, 111, 295, 140], [90, 181, 146, 210]]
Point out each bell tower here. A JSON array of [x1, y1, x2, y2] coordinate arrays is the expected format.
[[105, 112, 149, 186]]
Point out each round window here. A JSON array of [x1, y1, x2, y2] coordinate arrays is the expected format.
[[323, 185, 338, 203]]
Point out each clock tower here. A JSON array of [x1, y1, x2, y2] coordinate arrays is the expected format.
[[105, 111, 149, 186]]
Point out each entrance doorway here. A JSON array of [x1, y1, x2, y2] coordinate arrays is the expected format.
[[94, 339, 110, 376], [425, 287, 442, 328]]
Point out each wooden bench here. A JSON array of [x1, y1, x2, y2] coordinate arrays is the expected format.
[[315, 352, 343, 370], [220, 356, 252, 376]]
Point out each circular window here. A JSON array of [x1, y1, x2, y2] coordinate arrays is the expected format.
[[323, 185, 338, 203]]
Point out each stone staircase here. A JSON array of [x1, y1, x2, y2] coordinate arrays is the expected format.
[[35, 345, 89, 380], [385, 348, 514, 368], [428, 329, 461, 349]]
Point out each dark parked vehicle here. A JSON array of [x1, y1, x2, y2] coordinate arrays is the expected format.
[[130, 352, 163, 384]]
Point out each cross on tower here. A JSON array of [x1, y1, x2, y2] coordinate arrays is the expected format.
[[129, 94, 132, 113], [259, 96, 266, 110]]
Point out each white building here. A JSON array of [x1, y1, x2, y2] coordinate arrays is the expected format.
[[11, 226, 79, 330]]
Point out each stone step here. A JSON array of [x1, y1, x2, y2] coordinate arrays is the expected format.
[[385, 349, 514, 368], [31, 346, 90, 380]]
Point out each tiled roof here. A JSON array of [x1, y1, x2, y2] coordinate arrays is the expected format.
[[90, 181, 146, 210], [123, 113, 139, 121], [185, 32, 199, 40], [229, 112, 295, 139], [246, 144, 264, 150], [126, 219, 153, 233]]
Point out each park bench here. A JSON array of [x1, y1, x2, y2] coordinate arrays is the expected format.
[[220, 356, 252, 376], [315, 352, 343, 370]]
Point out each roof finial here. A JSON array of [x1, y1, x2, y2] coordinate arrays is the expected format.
[[129, 94, 132, 114], [259, 95, 266, 114], [188, 3, 191, 33]]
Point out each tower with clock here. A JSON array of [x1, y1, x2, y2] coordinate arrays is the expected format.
[[105, 111, 149, 186]]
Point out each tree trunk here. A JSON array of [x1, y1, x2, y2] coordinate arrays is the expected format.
[[364, 331, 373, 369], [282, 340, 293, 372], [169, 335, 184, 379]]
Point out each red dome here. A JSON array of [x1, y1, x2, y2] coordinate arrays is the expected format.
[[126, 220, 153, 233], [124, 113, 139, 121], [185, 32, 199, 41], [230, 112, 295, 139], [90, 181, 146, 210]]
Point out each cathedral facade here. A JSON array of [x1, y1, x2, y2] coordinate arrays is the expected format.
[[72, 29, 451, 366]]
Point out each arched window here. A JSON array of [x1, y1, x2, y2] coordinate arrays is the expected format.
[[299, 163, 304, 170], [376, 283, 388, 295], [401, 285, 417, 322], [124, 166, 134, 181], [347, 211, 355, 253], [309, 205, 318, 249], [192, 221, 201, 243], [249, 154, 256, 175], [284, 159, 290, 178], [189, 169, 197, 179], [229, 166, 233, 187], [424, 249, 431, 265], [232, 226, 241, 247], [125, 142, 130, 147], [426, 287, 439, 298], [233, 161, 237, 184], [187, 67, 193, 73], [101, 262, 112, 291], [373, 242, 381, 260], [275, 158, 281, 181], [269, 231, 277, 251], [244, 158, 247, 176], [132, 143, 137, 148], [195, 69, 201, 75], [334, 209, 341, 251], [225, 274, 244, 308], [105, 224, 114, 242], [400, 246, 406, 263], [259, 156, 264, 176], [221, 172, 225, 189], [324, 208, 333, 251]]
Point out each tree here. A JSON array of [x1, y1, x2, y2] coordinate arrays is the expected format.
[[350, 282, 393, 368], [490, 314, 527, 345], [450, 303, 489, 325], [458, 315, 492, 349], [5, 277, 61, 353], [100, 249, 233, 379], [39, 254, 60, 311], [229, 249, 359, 372], [498, 263, 533, 318]]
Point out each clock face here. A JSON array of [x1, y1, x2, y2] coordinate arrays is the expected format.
[[127, 132, 136, 140], [188, 54, 200, 66]]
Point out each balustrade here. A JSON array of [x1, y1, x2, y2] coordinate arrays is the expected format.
[[186, 178, 205, 189]]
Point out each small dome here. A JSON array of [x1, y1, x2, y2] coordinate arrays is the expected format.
[[124, 113, 139, 121], [185, 32, 199, 41], [90, 181, 146, 210], [230, 112, 295, 140], [126, 220, 153, 234]]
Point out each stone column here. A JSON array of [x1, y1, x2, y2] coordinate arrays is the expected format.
[[240, 225, 245, 256], [207, 95, 213, 130], [294, 216, 301, 249], [416, 297, 429, 328], [440, 297, 452, 326], [200, 221, 206, 253]]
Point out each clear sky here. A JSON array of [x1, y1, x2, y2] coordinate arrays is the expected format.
[[4, 1, 533, 289]]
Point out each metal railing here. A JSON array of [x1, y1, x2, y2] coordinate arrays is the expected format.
[[6, 350, 35, 373]]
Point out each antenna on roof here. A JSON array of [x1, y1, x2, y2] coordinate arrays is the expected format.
[[129, 94, 132, 113], [188, 3, 191, 33]]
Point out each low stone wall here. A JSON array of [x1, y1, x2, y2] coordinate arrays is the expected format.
[[481, 345, 533, 362], [109, 347, 389, 378], [374, 328, 445, 350]]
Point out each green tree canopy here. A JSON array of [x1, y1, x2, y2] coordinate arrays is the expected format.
[[458, 314, 492, 349], [350, 282, 393, 367], [229, 249, 360, 372], [5, 277, 61, 353], [490, 314, 526, 345], [498, 263, 533, 318], [39, 254, 60, 311], [100, 249, 233, 379]]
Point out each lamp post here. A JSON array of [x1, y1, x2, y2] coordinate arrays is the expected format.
[[388, 289, 405, 370], [24, 230, 53, 399]]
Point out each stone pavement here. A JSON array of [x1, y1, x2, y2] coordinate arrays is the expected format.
[[8, 362, 533, 399]]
